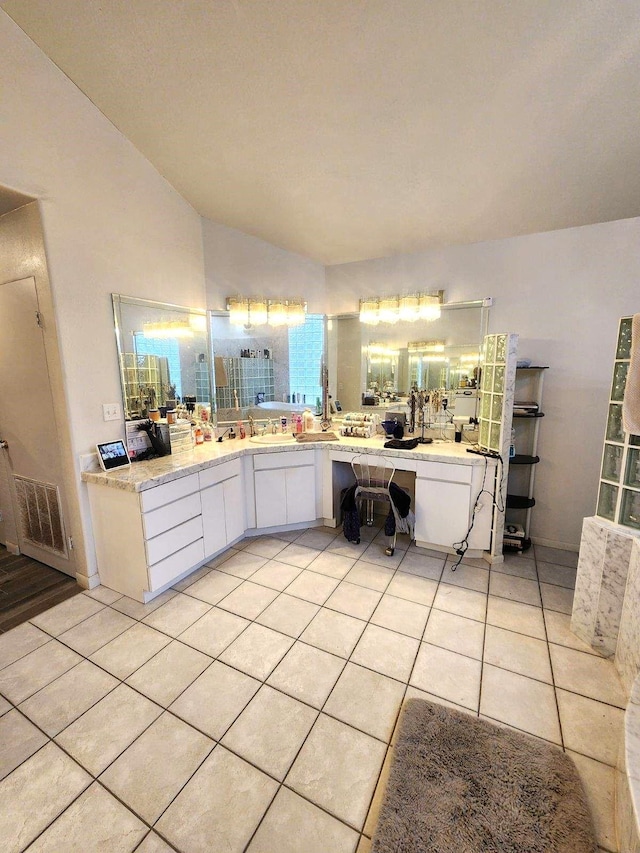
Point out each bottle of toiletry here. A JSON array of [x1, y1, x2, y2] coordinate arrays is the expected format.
[[203, 423, 213, 441], [296, 415, 303, 433], [281, 416, 287, 433], [238, 421, 246, 439], [194, 425, 204, 445], [509, 427, 516, 458], [229, 425, 236, 439], [303, 409, 314, 432]]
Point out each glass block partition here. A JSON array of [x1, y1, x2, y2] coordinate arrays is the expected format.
[[597, 317, 640, 530], [479, 334, 509, 453], [215, 356, 275, 409], [478, 332, 519, 557]]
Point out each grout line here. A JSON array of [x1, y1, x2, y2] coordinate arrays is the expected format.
[[533, 544, 567, 753], [0, 535, 615, 852]]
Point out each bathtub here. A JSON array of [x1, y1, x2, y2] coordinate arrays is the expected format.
[[247, 401, 309, 419]]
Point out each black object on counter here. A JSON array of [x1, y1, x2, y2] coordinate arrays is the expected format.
[[384, 438, 422, 450]]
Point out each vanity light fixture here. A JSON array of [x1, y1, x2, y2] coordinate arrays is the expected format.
[[408, 340, 446, 353], [227, 297, 306, 328], [359, 298, 380, 326], [142, 319, 194, 339], [359, 290, 443, 325]]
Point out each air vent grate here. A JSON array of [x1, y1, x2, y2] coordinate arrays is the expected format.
[[13, 475, 68, 558]]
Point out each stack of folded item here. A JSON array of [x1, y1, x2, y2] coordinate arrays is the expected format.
[[294, 431, 339, 442], [340, 412, 378, 438]]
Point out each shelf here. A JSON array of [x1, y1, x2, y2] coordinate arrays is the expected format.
[[516, 366, 549, 370], [510, 454, 540, 465], [506, 494, 536, 509], [513, 412, 545, 419], [503, 537, 533, 553]]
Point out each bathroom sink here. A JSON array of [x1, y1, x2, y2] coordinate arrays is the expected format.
[[249, 433, 296, 444]]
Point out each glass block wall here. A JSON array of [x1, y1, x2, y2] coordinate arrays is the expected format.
[[597, 317, 640, 530], [133, 335, 181, 397], [288, 314, 324, 408], [215, 356, 275, 409], [479, 333, 508, 453]]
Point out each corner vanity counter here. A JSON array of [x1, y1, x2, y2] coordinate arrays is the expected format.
[[82, 436, 497, 601]]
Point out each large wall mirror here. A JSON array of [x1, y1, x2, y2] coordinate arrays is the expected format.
[[112, 295, 212, 421], [210, 311, 326, 424], [327, 299, 490, 416]]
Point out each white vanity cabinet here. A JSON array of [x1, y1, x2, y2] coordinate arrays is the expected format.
[[253, 450, 317, 529], [199, 458, 245, 556], [414, 458, 495, 553], [87, 472, 205, 602]]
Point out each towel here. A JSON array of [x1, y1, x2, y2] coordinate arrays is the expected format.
[[623, 314, 640, 436], [294, 431, 339, 442]]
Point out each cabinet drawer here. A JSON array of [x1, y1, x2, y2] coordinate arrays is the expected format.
[[140, 473, 200, 512], [416, 460, 472, 484], [146, 515, 203, 565], [199, 458, 242, 489], [148, 538, 205, 592], [253, 449, 315, 471], [142, 492, 201, 540]]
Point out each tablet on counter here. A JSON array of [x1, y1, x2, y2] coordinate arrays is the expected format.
[[96, 439, 131, 471]]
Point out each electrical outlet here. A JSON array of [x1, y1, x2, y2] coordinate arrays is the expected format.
[[103, 403, 121, 422]]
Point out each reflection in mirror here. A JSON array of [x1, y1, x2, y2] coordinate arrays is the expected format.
[[328, 300, 489, 418], [209, 312, 325, 424], [112, 295, 212, 421]]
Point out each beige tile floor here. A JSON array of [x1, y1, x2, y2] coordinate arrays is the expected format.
[[0, 527, 624, 853]]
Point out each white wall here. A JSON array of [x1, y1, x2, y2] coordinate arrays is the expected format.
[[2, 8, 638, 565], [202, 219, 325, 312], [0, 13, 206, 583], [326, 217, 640, 550]]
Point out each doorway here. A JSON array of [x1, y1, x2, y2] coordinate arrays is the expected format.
[[0, 275, 74, 576]]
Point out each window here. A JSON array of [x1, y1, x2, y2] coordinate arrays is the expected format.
[[288, 315, 324, 409]]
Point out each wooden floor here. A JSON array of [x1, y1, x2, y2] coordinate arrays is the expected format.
[[0, 546, 81, 633]]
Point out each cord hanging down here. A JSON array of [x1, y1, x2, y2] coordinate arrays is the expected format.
[[450, 454, 504, 571]]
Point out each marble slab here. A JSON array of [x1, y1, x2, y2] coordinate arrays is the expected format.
[[616, 538, 640, 694], [571, 517, 635, 657], [81, 434, 493, 494], [616, 673, 640, 853]]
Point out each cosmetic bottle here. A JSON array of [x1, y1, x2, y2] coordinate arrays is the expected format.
[[303, 409, 314, 432]]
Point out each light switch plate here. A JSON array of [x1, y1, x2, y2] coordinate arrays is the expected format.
[[102, 403, 121, 421]]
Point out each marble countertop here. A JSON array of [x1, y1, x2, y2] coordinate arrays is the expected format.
[[81, 433, 493, 493]]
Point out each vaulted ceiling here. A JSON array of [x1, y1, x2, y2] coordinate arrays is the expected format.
[[3, 0, 640, 264]]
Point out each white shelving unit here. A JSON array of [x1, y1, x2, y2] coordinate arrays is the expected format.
[[504, 366, 548, 551]]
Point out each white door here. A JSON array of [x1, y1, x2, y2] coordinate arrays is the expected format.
[[285, 466, 317, 525], [201, 481, 227, 558], [223, 474, 245, 544], [0, 277, 74, 574], [414, 478, 471, 548], [254, 468, 287, 528]]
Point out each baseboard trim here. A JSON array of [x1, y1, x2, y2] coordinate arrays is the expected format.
[[531, 536, 580, 552]]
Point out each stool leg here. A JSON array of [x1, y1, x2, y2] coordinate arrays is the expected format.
[[366, 499, 374, 527], [385, 528, 396, 556]]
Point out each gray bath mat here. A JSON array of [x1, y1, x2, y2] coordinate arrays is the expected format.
[[371, 698, 597, 853]]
